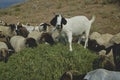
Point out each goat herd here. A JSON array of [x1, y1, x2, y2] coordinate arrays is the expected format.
[[0, 14, 120, 80]]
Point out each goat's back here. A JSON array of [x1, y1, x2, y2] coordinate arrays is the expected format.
[[63, 16, 92, 35]]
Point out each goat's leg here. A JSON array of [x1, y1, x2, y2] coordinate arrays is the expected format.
[[84, 38, 88, 48], [77, 37, 82, 44], [77, 35, 86, 44], [84, 31, 89, 48], [67, 32, 73, 51]]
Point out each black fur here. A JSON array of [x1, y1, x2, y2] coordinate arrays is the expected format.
[[16, 26, 29, 38], [99, 44, 120, 71], [40, 23, 50, 31], [60, 71, 86, 80], [87, 39, 105, 52], [92, 43, 120, 71], [106, 44, 120, 71], [8, 24, 16, 32], [25, 38, 37, 48], [39, 33, 55, 45], [0, 49, 9, 63], [62, 17, 67, 25], [60, 72, 72, 80], [50, 15, 67, 27], [50, 15, 58, 26]]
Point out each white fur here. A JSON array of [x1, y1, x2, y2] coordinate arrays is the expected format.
[[28, 31, 41, 43], [0, 25, 16, 37], [0, 41, 8, 50], [0, 41, 9, 60], [22, 24, 35, 33], [84, 69, 120, 80], [56, 15, 95, 51], [10, 36, 26, 52]]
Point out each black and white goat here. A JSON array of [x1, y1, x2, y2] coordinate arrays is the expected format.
[[50, 14, 95, 51], [10, 36, 37, 52], [0, 24, 16, 38], [0, 41, 12, 63]]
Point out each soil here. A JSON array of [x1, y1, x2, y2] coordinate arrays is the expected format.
[[0, 0, 120, 34]]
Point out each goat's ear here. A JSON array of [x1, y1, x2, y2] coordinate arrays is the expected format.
[[50, 16, 57, 26], [62, 17, 67, 25], [47, 23, 50, 26], [45, 23, 50, 26], [9, 24, 16, 31]]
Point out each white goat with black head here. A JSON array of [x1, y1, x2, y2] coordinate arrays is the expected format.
[[10, 36, 37, 52], [38, 23, 51, 32], [50, 14, 95, 51]]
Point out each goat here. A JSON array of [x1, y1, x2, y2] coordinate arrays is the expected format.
[[38, 23, 51, 32], [88, 32, 113, 52], [0, 37, 15, 53], [28, 30, 55, 45], [0, 24, 16, 38], [60, 70, 86, 80], [39, 32, 55, 45], [16, 24, 29, 37], [92, 33, 120, 71], [50, 14, 95, 51], [95, 32, 120, 71], [84, 69, 120, 80], [92, 49, 116, 71], [28, 31, 42, 43], [38, 23, 61, 43], [10, 36, 37, 52], [105, 43, 120, 71], [0, 41, 10, 63], [17, 22, 35, 33]]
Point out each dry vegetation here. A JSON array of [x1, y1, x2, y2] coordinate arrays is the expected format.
[[0, 0, 120, 34]]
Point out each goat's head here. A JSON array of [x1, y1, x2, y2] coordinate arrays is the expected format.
[[39, 32, 55, 46], [17, 27, 29, 37], [60, 71, 86, 80], [25, 38, 37, 48], [60, 71, 72, 80], [39, 23, 50, 32], [50, 14, 67, 30], [88, 39, 105, 52], [0, 48, 9, 63], [8, 24, 17, 36]]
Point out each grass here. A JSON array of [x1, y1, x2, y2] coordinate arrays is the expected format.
[[0, 0, 119, 34], [0, 43, 97, 80]]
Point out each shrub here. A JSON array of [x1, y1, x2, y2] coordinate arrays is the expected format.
[[14, 8, 21, 11], [0, 43, 97, 80]]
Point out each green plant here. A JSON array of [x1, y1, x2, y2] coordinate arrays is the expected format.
[[0, 43, 97, 80], [14, 8, 21, 12]]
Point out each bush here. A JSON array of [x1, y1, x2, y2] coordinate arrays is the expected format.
[[0, 11, 9, 15], [14, 8, 21, 11], [0, 43, 97, 80]]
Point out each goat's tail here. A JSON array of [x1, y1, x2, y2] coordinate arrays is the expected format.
[[90, 15, 95, 24]]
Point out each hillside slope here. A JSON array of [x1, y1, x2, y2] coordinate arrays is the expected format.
[[0, 0, 120, 34]]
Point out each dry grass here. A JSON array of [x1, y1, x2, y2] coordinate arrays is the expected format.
[[0, 0, 120, 34]]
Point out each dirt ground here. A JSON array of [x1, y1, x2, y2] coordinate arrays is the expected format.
[[0, 0, 120, 34]]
